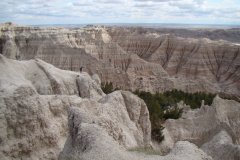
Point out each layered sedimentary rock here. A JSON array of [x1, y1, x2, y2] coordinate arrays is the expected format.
[[0, 23, 239, 95], [109, 27, 240, 95], [1, 23, 240, 160], [0, 55, 214, 160]]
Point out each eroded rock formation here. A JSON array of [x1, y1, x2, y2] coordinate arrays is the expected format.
[[159, 96, 240, 160], [0, 55, 215, 160], [0, 24, 239, 95], [0, 23, 240, 159]]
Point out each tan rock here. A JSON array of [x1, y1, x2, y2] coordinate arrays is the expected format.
[[159, 96, 240, 160], [0, 55, 213, 160], [1, 25, 239, 95]]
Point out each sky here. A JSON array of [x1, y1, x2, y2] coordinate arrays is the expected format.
[[0, 0, 240, 25]]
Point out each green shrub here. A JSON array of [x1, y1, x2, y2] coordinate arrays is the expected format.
[[101, 82, 114, 94], [133, 89, 216, 143], [163, 107, 183, 120], [101, 82, 121, 94], [151, 125, 165, 142], [102, 84, 216, 143]]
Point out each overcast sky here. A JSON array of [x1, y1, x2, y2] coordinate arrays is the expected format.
[[0, 0, 239, 25]]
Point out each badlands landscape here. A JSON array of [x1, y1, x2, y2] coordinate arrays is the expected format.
[[0, 23, 240, 95], [0, 23, 240, 160]]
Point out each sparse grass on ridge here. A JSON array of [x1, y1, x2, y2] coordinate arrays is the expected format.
[[128, 147, 162, 155]]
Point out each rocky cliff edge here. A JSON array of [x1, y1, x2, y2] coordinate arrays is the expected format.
[[0, 55, 226, 160]]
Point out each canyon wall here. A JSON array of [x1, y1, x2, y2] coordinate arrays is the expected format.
[[0, 24, 239, 95]]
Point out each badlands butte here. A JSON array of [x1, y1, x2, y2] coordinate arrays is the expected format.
[[0, 23, 240, 160], [0, 23, 240, 96]]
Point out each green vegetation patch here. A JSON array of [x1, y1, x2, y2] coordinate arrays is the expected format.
[[101, 83, 216, 143], [101, 82, 119, 94], [134, 90, 216, 142]]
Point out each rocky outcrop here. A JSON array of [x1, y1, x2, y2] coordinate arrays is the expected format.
[[0, 24, 239, 95], [109, 27, 240, 95], [159, 96, 240, 160], [201, 131, 240, 160], [0, 55, 214, 160]]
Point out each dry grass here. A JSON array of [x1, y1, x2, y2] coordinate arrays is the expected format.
[[128, 147, 162, 155]]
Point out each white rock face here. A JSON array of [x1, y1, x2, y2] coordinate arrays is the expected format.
[[76, 73, 104, 100], [0, 55, 214, 160], [159, 96, 240, 160], [201, 131, 240, 160]]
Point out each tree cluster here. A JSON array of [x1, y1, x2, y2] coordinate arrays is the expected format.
[[101, 84, 216, 143], [133, 90, 215, 142]]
